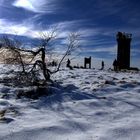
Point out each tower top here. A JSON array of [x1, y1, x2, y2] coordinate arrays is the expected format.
[[117, 32, 132, 40]]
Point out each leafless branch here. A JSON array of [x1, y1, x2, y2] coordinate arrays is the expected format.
[[53, 32, 80, 73]]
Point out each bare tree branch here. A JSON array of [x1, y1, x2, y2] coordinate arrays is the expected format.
[[0, 29, 80, 87], [53, 32, 80, 73]]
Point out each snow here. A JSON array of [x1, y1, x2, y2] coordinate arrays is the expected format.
[[0, 67, 140, 140]]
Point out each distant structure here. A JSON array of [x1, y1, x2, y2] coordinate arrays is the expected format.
[[116, 32, 132, 69], [101, 61, 104, 70], [84, 56, 91, 69]]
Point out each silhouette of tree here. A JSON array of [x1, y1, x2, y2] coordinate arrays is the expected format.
[[0, 30, 80, 86]]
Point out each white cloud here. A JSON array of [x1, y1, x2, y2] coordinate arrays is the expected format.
[[0, 19, 54, 38], [13, 0, 58, 13], [0, 19, 75, 39], [0, 19, 34, 36], [13, 0, 35, 12]]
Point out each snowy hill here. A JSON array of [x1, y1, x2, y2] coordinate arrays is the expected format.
[[0, 67, 140, 140]]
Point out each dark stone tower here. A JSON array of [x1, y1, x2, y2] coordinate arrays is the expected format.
[[116, 32, 132, 69]]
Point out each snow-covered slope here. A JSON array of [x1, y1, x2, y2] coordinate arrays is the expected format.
[[0, 68, 140, 140]]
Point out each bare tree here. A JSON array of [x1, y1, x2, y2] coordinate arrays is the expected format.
[[0, 35, 53, 84], [0, 30, 80, 86]]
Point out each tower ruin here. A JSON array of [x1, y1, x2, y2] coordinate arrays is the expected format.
[[116, 32, 132, 69]]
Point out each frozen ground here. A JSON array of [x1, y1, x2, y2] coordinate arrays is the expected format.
[[0, 66, 140, 140]]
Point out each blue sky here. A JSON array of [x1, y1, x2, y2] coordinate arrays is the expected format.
[[0, 0, 140, 68]]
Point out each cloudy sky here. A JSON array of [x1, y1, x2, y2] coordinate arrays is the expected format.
[[0, 0, 140, 68]]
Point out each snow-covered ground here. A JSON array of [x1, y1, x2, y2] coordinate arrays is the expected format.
[[0, 66, 140, 140]]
